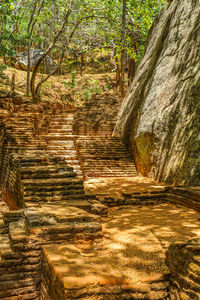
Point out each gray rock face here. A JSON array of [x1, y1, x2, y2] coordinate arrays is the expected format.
[[12, 49, 57, 74], [114, 0, 200, 186]]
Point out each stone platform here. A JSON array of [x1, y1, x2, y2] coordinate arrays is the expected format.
[[85, 177, 167, 206], [41, 203, 200, 299]]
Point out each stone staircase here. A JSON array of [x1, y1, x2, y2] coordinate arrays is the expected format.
[[43, 112, 82, 177], [20, 153, 85, 204], [77, 137, 137, 179], [73, 94, 120, 137]]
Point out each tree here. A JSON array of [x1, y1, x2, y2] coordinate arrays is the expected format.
[[0, 0, 166, 100], [26, 0, 45, 96], [120, 0, 126, 98]]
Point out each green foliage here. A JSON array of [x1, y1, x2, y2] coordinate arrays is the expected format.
[[83, 79, 102, 99], [62, 70, 78, 88], [83, 88, 92, 100], [0, 0, 166, 99]]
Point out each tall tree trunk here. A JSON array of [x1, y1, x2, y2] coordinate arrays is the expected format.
[[11, 74, 15, 95], [115, 56, 120, 91], [30, 9, 71, 102], [128, 58, 135, 86], [120, 0, 126, 98], [80, 53, 84, 77], [27, 41, 31, 96]]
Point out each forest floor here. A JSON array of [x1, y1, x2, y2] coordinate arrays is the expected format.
[[0, 63, 122, 107]]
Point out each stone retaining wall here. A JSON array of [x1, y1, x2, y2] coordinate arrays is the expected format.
[[96, 190, 167, 207], [0, 207, 102, 300], [166, 239, 200, 299]]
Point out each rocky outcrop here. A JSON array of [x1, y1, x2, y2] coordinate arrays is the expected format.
[[114, 0, 200, 186], [12, 49, 57, 74]]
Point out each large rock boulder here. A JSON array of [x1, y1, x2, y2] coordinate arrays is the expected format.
[[114, 0, 200, 186], [12, 49, 57, 74]]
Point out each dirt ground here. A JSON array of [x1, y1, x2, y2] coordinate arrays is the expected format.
[[1, 63, 119, 106]]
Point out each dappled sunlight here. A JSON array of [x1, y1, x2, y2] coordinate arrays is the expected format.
[[85, 177, 167, 196]]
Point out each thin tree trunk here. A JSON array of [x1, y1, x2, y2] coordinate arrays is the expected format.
[[27, 41, 31, 96], [30, 10, 71, 101], [120, 0, 126, 98], [11, 74, 15, 95], [128, 58, 135, 86], [80, 53, 84, 77], [115, 56, 121, 91]]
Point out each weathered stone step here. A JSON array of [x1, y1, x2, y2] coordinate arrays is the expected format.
[[47, 152, 77, 159], [81, 152, 133, 159], [21, 171, 76, 180], [82, 161, 137, 166], [52, 116, 74, 120], [48, 129, 73, 134], [24, 194, 86, 202], [82, 165, 137, 170], [47, 146, 75, 150], [51, 121, 73, 126], [47, 148, 76, 153], [42, 135, 76, 141], [31, 221, 102, 244], [82, 164, 137, 169], [0, 234, 13, 259], [85, 171, 137, 175], [50, 125, 72, 129], [57, 159, 81, 165], [85, 174, 137, 178], [47, 140, 74, 145], [24, 185, 84, 195], [20, 165, 74, 173], [23, 177, 83, 187]]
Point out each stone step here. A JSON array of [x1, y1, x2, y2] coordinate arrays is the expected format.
[[42, 135, 76, 141], [51, 121, 73, 126], [47, 140, 74, 145], [0, 234, 13, 259], [82, 164, 137, 169], [48, 129, 73, 134], [79, 148, 133, 153], [50, 125, 72, 129], [85, 174, 137, 178], [52, 116, 74, 120], [85, 170, 137, 174], [21, 171, 76, 180], [47, 148, 76, 153], [23, 177, 83, 186], [47, 152, 77, 159], [20, 165, 74, 173], [24, 187, 85, 194], [33, 221, 102, 243], [24, 194, 86, 202], [47, 146, 75, 151], [55, 159, 81, 165], [82, 161, 137, 166], [82, 164, 137, 168]]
